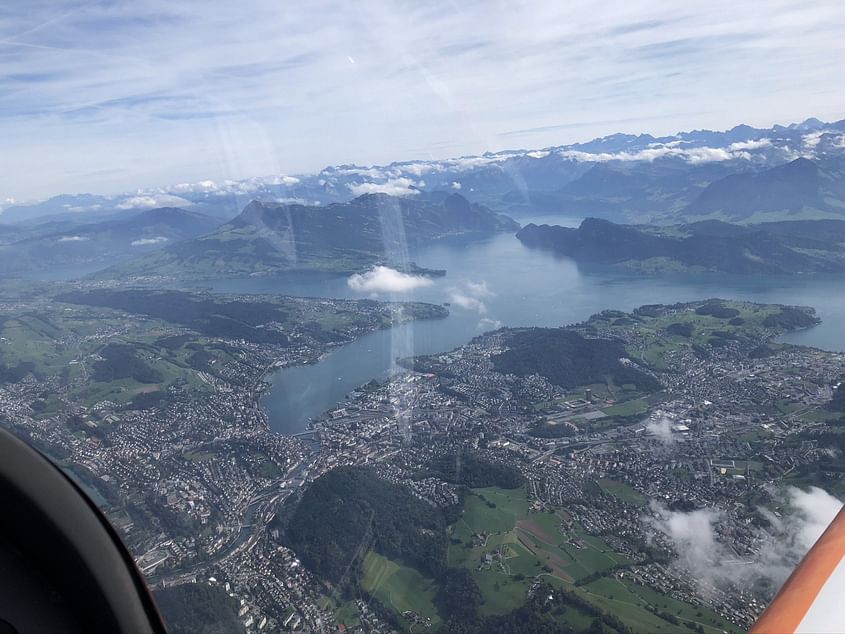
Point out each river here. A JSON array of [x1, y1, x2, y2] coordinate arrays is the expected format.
[[193, 219, 845, 435]]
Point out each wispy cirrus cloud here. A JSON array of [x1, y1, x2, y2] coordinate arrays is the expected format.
[[1, 1, 844, 199]]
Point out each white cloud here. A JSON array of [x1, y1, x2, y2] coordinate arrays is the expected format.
[[526, 150, 550, 159], [403, 163, 437, 177], [131, 236, 169, 246], [645, 416, 675, 445], [754, 486, 843, 585], [447, 279, 495, 314], [646, 486, 843, 596], [449, 291, 487, 313], [450, 181, 462, 190], [647, 502, 723, 585], [272, 197, 311, 205], [0, 197, 16, 213], [803, 131, 825, 148], [477, 317, 503, 330], [729, 138, 772, 151], [168, 180, 220, 194], [269, 175, 300, 186], [557, 144, 746, 165], [57, 235, 89, 242], [347, 178, 420, 197], [683, 146, 734, 164], [223, 175, 302, 194], [347, 266, 434, 294], [465, 280, 493, 298], [117, 194, 193, 210], [448, 156, 507, 171], [67, 204, 104, 213]]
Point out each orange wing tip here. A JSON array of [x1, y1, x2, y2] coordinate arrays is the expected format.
[[752, 507, 845, 634]]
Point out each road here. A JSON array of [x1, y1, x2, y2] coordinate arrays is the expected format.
[[153, 458, 313, 586]]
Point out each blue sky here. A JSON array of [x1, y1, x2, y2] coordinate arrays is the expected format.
[[1, 0, 844, 200]]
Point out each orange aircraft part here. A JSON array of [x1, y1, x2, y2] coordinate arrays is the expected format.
[[752, 506, 845, 633]]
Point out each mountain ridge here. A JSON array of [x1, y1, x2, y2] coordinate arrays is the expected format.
[[96, 193, 518, 280], [5, 115, 845, 226], [0, 206, 221, 275], [516, 217, 845, 274]]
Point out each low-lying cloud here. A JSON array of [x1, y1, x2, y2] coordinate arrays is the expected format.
[[117, 194, 193, 210], [448, 279, 494, 315], [347, 266, 434, 294], [347, 178, 420, 197], [477, 317, 503, 331], [754, 486, 843, 584], [645, 416, 675, 445], [646, 486, 843, 596], [131, 236, 169, 247], [648, 503, 722, 581], [58, 235, 89, 242]]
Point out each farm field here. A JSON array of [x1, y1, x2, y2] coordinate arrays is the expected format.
[[360, 551, 442, 629], [333, 484, 747, 633], [449, 487, 625, 613], [446, 485, 745, 633], [596, 478, 648, 507]]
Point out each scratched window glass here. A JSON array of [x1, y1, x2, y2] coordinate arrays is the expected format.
[[2, 2, 845, 633]]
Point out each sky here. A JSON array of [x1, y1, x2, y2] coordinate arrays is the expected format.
[[1, 0, 844, 200]]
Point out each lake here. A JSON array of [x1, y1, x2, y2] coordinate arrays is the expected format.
[[196, 222, 845, 435]]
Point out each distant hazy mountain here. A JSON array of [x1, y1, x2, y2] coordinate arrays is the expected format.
[[683, 157, 845, 220], [516, 217, 845, 274], [5, 116, 845, 226], [97, 193, 519, 280], [0, 207, 221, 275]]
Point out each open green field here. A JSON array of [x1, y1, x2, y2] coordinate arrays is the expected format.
[[183, 450, 218, 462], [445, 485, 746, 633], [615, 578, 744, 634], [574, 576, 743, 634], [596, 478, 647, 507], [361, 551, 442, 628], [602, 398, 649, 418], [0, 306, 212, 413], [449, 486, 627, 615]]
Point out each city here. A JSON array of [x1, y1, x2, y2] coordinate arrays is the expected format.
[[2, 283, 842, 632]]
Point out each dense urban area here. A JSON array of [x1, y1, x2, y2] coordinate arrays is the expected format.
[[1, 277, 843, 633]]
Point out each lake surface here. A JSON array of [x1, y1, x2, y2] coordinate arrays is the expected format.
[[33, 218, 843, 435], [194, 223, 845, 435]]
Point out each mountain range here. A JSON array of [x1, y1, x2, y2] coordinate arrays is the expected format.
[[0, 207, 221, 275], [516, 217, 845, 274], [96, 193, 518, 280], [4, 116, 845, 227]]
